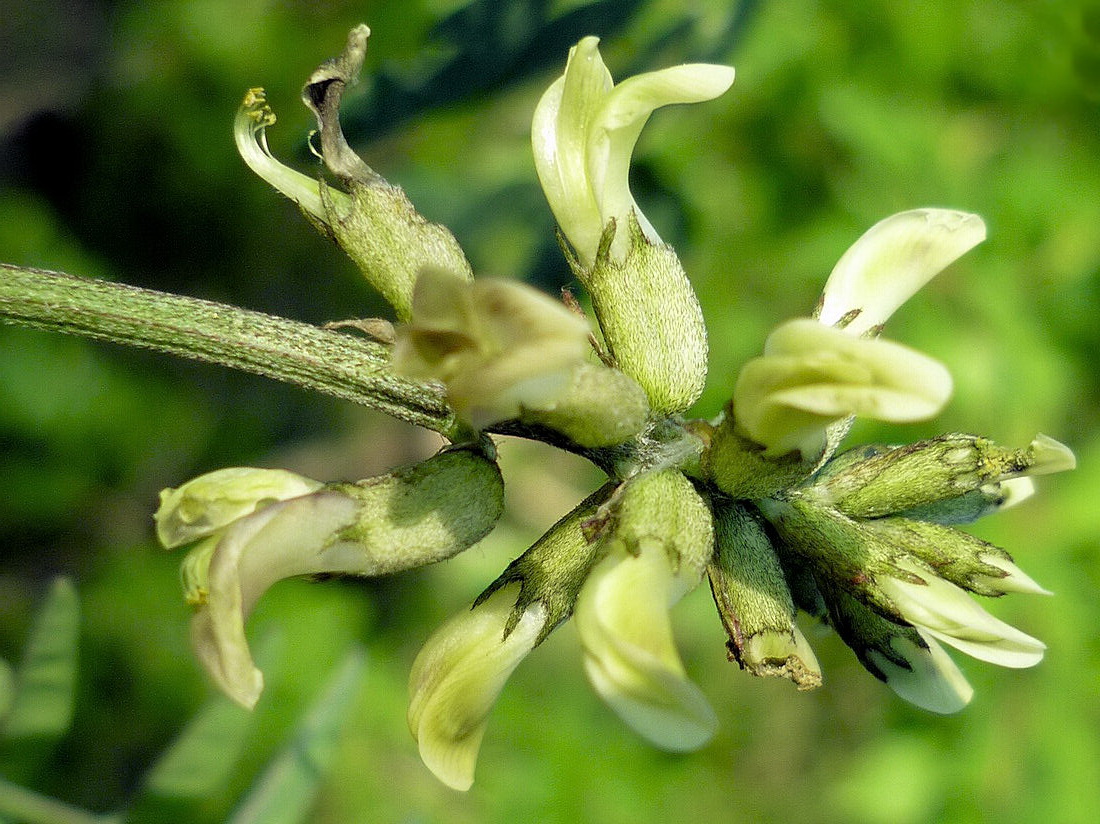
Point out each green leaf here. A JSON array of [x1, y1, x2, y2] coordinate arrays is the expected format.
[[227, 646, 366, 824], [1, 577, 80, 742]]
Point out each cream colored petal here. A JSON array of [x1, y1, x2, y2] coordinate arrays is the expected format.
[[575, 540, 717, 751], [868, 632, 973, 714], [393, 274, 592, 428], [155, 467, 322, 549], [590, 63, 735, 258], [817, 209, 986, 336], [408, 585, 545, 791], [879, 560, 1045, 669], [531, 37, 612, 264], [998, 476, 1037, 509], [974, 554, 1051, 596], [1027, 434, 1076, 474], [734, 320, 952, 455], [191, 491, 360, 708]]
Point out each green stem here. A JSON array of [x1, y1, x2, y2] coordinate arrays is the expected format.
[[0, 264, 457, 437], [0, 778, 121, 824]]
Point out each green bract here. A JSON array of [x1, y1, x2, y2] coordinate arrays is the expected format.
[[151, 25, 1079, 790]]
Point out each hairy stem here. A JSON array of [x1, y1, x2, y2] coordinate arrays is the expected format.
[[0, 264, 457, 437]]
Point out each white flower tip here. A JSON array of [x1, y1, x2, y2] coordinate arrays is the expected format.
[[408, 587, 545, 791], [881, 562, 1047, 669], [977, 554, 1052, 596], [818, 208, 986, 335], [998, 476, 1037, 510], [870, 633, 973, 714], [583, 652, 718, 751], [191, 609, 264, 710], [742, 627, 823, 689], [1028, 434, 1076, 475], [234, 87, 330, 219]]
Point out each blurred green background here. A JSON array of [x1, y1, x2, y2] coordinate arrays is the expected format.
[[1, 0, 1098, 822]]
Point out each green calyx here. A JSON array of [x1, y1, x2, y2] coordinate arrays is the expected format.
[[476, 484, 615, 644], [707, 501, 822, 689], [572, 215, 708, 416], [333, 444, 504, 574], [803, 434, 1036, 519]]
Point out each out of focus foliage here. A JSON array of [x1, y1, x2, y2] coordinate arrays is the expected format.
[[1, 1, 1098, 822]]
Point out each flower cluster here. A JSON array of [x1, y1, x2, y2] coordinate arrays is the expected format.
[[158, 27, 1074, 790]]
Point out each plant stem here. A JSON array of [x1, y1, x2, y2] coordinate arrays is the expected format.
[[0, 264, 457, 437], [0, 778, 121, 824]]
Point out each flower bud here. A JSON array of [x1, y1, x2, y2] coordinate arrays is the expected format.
[[805, 433, 1075, 520], [707, 502, 821, 689], [235, 27, 472, 321], [575, 470, 717, 750], [532, 36, 732, 415], [532, 36, 734, 268], [158, 447, 504, 709], [393, 269, 586, 422]]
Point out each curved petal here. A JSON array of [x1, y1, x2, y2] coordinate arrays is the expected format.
[[591, 63, 735, 257], [191, 491, 360, 708], [531, 37, 612, 263], [155, 467, 322, 549], [817, 209, 986, 335], [867, 631, 973, 714], [408, 585, 545, 791], [879, 560, 1045, 668], [234, 88, 344, 221], [734, 319, 952, 455], [575, 540, 717, 751]]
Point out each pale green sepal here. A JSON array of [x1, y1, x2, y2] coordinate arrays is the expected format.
[[393, 269, 592, 429], [322, 180, 473, 322], [734, 319, 952, 456], [299, 26, 473, 320], [707, 502, 821, 689], [408, 585, 546, 791], [477, 484, 615, 641], [576, 538, 718, 751], [155, 467, 322, 549], [584, 216, 708, 414], [600, 469, 715, 575], [807, 434, 1053, 521], [867, 632, 973, 715], [816, 209, 986, 336], [333, 447, 505, 575], [878, 559, 1045, 668]]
